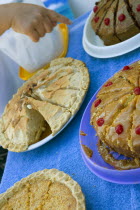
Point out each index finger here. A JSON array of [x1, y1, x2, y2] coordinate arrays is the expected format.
[[44, 9, 72, 25]]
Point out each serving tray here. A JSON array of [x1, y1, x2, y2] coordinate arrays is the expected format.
[[83, 9, 140, 58], [79, 71, 140, 184]]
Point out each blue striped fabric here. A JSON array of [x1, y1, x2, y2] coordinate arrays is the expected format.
[[0, 12, 140, 210]]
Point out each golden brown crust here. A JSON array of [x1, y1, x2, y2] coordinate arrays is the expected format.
[[0, 169, 85, 210], [97, 0, 120, 45], [116, 0, 140, 42], [128, 0, 140, 28], [91, 0, 114, 35], [91, 0, 140, 45], [98, 140, 140, 170], [91, 61, 140, 160], [0, 58, 90, 152]]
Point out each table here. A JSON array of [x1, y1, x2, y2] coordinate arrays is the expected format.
[[0, 12, 140, 210]]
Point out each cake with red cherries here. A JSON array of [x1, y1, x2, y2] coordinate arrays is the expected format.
[[90, 60, 140, 170], [91, 0, 140, 45]]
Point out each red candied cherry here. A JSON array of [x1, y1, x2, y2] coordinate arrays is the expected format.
[[135, 125, 140, 135], [115, 124, 124, 135], [122, 66, 130, 71], [104, 18, 110, 26], [97, 118, 104, 126], [136, 4, 140, 12], [134, 87, 140, 95], [94, 99, 102, 107], [93, 6, 98, 13], [104, 81, 113, 87], [94, 16, 99, 23], [118, 14, 126, 21]]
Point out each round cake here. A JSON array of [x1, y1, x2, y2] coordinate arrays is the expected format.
[[91, 0, 140, 45], [0, 169, 85, 210], [0, 57, 89, 152], [90, 60, 140, 169]]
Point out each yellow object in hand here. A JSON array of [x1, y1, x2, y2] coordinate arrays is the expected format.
[[19, 23, 69, 80]]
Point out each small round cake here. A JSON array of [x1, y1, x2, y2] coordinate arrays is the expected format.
[[90, 61, 140, 169], [0, 169, 85, 210], [91, 0, 140, 45]]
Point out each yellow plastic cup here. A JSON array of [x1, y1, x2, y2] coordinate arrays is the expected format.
[[19, 23, 69, 80]]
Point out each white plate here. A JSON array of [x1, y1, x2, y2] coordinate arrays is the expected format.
[[83, 10, 140, 58], [0, 50, 88, 152]]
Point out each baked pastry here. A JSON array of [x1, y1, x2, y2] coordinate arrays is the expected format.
[[91, 0, 140, 45], [90, 60, 140, 169], [0, 58, 89, 152], [0, 169, 85, 210]]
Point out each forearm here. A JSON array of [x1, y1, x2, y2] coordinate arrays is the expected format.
[[0, 3, 71, 41], [0, 3, 17, 35]]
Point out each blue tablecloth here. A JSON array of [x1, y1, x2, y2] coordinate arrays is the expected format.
[[0, 12, 140, 210]]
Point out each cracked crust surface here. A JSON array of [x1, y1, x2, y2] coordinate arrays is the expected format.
[[91, 61, 140, 158], [115, 0, 140, 42], [91, 0, 140, 45], [97, 0, 120, 45], [0, 169, 85, 210], [0, 58, 89, 152]]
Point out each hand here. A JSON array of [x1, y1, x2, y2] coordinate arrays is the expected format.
[[0, 3, 72, 42]]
